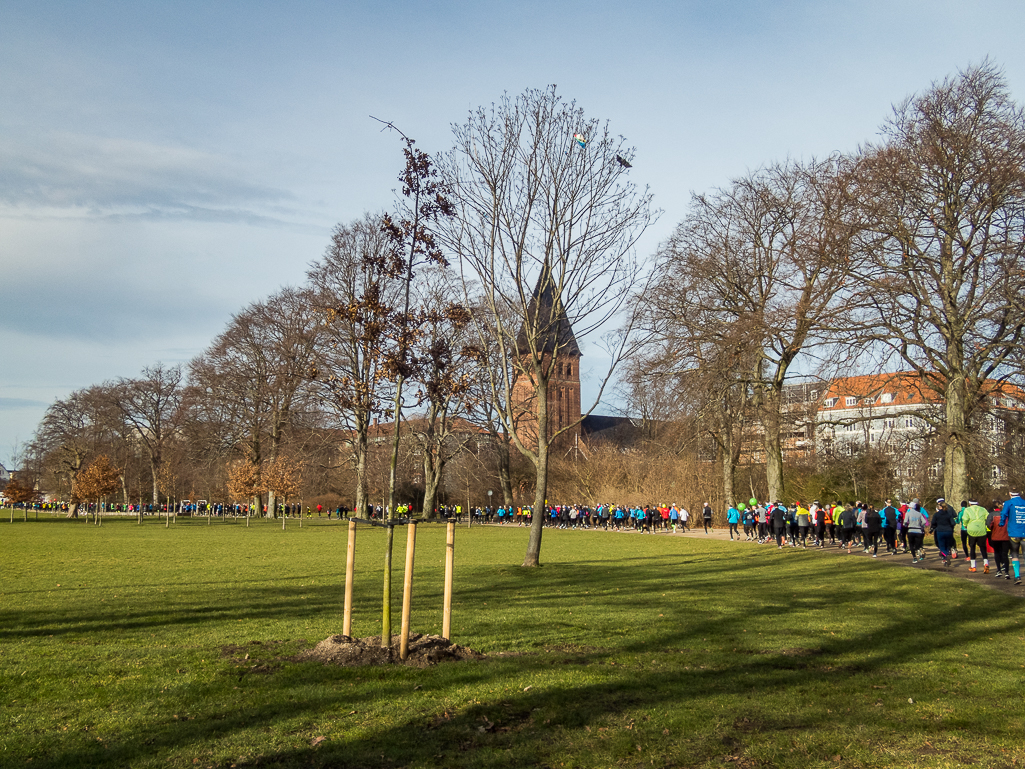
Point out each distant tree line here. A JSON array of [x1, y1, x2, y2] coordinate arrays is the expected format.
[[17, 63, 1025, 558]]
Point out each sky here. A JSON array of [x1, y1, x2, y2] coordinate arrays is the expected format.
[[2, 0, 1025, 467]]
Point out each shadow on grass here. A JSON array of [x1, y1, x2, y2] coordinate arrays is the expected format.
[[13, 547, 1024, 768]]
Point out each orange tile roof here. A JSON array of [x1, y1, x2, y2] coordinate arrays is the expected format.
[[818, 372, 1025, 411]]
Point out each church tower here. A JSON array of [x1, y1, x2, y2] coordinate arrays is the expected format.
[[511, 272, 581, 450]]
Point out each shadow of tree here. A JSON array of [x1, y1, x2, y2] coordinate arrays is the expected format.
[[14, 546, 1023, 768]]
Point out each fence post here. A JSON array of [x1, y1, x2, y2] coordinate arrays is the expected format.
[[343, 519, 357, 637], [399, 521, 417, 660], [442, 520, 455, 640]]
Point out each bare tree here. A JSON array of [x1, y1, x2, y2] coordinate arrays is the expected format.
[[30, 387, 108, 518], [854, 61, 1025, 505], [442, 86, 658, 567], [403, 267, 477, 519], [113, 363, 184, 506], [307, 214, 397, 521], [190, 286, 320, 515], [644, 157, 859, 502]]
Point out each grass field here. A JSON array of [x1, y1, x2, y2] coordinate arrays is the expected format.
[[2, 513, 1023, 768]]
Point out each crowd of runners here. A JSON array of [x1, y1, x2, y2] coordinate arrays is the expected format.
[[484, 492, 1025, 584]]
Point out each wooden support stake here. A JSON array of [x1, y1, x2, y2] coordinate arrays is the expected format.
[[442, 520, 455, 640], [343, 520, 357, 637], [399, 521, 417, 660]]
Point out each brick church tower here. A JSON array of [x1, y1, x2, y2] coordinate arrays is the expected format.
[[511, 273, 581, 450]]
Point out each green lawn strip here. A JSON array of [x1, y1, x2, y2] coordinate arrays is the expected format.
[[2, 517, 1023, 768]]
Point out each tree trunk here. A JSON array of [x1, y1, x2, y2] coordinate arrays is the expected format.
[[762, 388, 785, 503], [497, 429, 514, 508], [522, 380, 549, 568], [151, 456, 160, 506], [422, 448, 444, 525], [382, 375, 405, 649], [721, 441, 736, 511], [944, 374, 969, 505], [354, 429, 369, 519], [523, 439, 548, 567]]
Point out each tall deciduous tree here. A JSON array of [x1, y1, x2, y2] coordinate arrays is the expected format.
[[373, 126, 455, 645], [30, 387, 108, 518], [854, 61, 1025, 505], [404, 266, 477, 520], [190, 286, 319, 515], [114, 363, 184, 506], [307, 214, 396, 522], [645, 157, 858, 503], [442, 86, 657, 567]]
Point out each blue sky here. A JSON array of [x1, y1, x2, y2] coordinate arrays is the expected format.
[[2, 0, 1024, 466]]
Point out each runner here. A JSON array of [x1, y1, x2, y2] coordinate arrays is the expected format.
[[904, 502, 927, 562], [930, 499, 958, 567], [880, 499, 899, 555], [987, 501, 1011, 579], [999, 489, 1025, 585], [962, 499, 991, 573], [770, 501, 788, 549], [727, 504, 740, 540]]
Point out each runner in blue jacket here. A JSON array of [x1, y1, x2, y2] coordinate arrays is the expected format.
[[999, 489, 1025, 585]]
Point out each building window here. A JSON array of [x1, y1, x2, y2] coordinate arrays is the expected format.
[[884, 419, 896, 428], [880, 393, 894, 404], [905, 417, 915, 429], [863, 396, 875, 405], [844, 423, 856, 432], [845, 396, 857, 406], [825, 397, 838, 407]]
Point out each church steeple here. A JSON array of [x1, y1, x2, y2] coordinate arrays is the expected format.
[[516, 270, 581, 358], [511, 269, 582, 449]]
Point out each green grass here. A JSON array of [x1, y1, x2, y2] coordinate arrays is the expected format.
[[2, 512, 1023, 768]]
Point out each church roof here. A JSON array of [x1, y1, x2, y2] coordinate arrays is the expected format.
[[515, 271, 580, 357]]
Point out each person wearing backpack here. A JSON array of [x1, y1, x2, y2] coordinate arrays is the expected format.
[[742, 506, 755, 541]]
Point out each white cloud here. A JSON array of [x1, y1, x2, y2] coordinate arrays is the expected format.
[[0, 132, 317, 226]]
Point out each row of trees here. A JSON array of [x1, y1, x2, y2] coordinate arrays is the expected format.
[[18, 62, 1025, 565], [631, 61, 1025, 509]]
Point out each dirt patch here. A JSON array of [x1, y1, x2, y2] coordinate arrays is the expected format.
[[297, 632, 485, 668]]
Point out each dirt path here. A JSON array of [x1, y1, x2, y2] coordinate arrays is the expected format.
[[668, 526, 1023, 597]]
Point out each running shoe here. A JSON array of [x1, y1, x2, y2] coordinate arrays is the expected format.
[[984, 564, 990, 574], [1016, 578, 1022, 586], [969, 567, 977, 572]]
